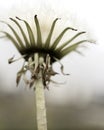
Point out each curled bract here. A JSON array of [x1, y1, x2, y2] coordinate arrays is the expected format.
[[0, 15, 93, 89]]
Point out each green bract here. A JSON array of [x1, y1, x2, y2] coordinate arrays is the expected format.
[[0, 15, 91, 60], [0, 15, 92, 89]]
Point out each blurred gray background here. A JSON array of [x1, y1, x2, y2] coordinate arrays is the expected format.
[[0, 0, 104, 129]]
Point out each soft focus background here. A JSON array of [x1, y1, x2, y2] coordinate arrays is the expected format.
[[0, 0, 104, 130]]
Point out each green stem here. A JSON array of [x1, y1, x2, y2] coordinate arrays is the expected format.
[[35, 58, 47, 130]]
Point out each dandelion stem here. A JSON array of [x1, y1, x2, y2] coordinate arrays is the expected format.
[[35, 56, 47, 130]]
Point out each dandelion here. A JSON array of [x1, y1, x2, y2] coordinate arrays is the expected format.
[[0, 15, 93, 130]]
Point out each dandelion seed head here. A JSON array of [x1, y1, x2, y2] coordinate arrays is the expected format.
[[0, 0, 94, 90]]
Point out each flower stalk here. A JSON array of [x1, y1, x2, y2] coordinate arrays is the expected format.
[[35, 61, 47, 130], [33, 53, 47, 130]]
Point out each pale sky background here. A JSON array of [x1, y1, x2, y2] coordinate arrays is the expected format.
[[0, 0, 104, 105]]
